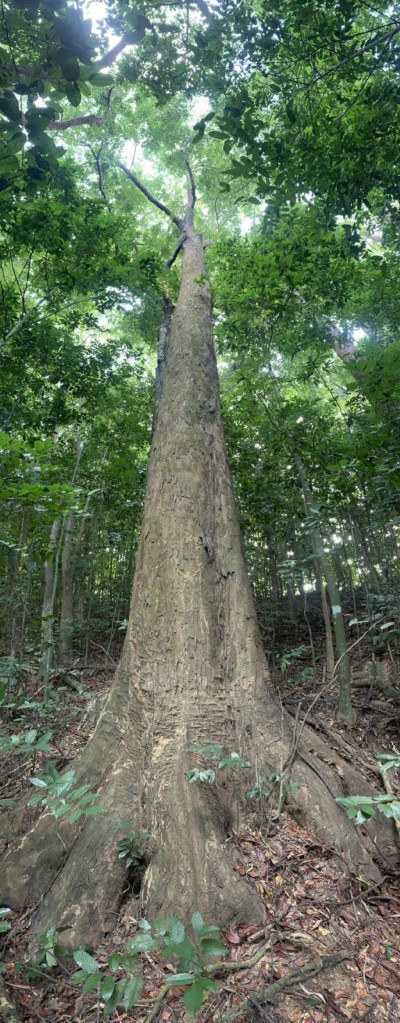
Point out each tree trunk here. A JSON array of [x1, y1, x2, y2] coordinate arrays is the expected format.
[[59, 512, 75, 664], [316, 565, 335, 686], [37, 517, 62, 696], [294, 455, 355, 725], [0, 228, 392, 948]]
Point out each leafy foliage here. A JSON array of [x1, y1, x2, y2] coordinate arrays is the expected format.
[[69, 913, 226, 1017], [27, 766, 102, 823]]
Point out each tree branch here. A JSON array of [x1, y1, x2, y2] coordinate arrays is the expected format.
[[0, 288, 57, 351], [94, 32, 135, 69], [193, 0, 214, 21], [0, 30, 135, 84], [184, 143, 196, 209], [166, 232, 187, 267], [86, 141, 107, 202], [118, 163, 182, 229], [48, 89, 112, 133], [48, 114, 106, 131], [291, 25, 400, 95]]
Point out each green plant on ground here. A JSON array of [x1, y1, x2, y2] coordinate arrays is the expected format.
[[27, 766, 103, 823], [115, 824, 151, 869], [337, 754, 400, 824], [278, 645, 311, 674], [0, 728, 53, 756], [186, 742, 299, 817], [0, 907, 11, 935], [71, 912, 226, 1017], [185, 741, 251, 785]]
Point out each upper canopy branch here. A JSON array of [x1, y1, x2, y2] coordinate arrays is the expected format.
[[183, 143, 196, 228], [118, 148, 199, 266], [0, 32, 136, 84], [118, 163, 183, 230], [119, 145, 198, 233]]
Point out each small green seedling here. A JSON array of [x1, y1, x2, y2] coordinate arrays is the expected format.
[[116, 825, 150, 868]]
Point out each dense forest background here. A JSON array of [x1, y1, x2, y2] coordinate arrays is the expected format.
[[0, 1, 399, 1021], [1, 0, 400, 706]]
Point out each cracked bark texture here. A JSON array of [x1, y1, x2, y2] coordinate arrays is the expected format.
[[0, 229, 393, 947]]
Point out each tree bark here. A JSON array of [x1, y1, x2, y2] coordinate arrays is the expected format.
[[37, 518, 62, 696], [0, 228, 392, 948], [59, 512, 75, 664], [294, 455, 355, 725]]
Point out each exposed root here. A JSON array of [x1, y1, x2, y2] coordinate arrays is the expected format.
[[1, 698, 396, 948], [220, 950, 354, 1022]]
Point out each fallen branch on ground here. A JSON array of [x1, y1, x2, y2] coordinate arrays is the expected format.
[[220, 951, 353, 1022]]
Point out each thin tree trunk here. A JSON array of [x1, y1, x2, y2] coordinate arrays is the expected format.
[[315, 562, 335, 686], [59, 433, 84, 664], [294, 455, 355, 724], [37, 518, 62, 697], [59, 512, 75, 664], [9, 511, 27, 657]]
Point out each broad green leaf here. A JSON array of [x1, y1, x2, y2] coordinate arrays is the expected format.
[[191, 912, 204, 934], [128, 933, 158, 953], [101, 976, 116, 1001], [168, 917, 185, 943], [183, 980, 206, 1015], [166, 973, 195, 986], [123, 976, 144, 1009], [108, 953, 121, 972], [199, 937, 227, 956], [82, 972, 101, 993], [73, 949, 99, 974], [88, 73, 114, 87]]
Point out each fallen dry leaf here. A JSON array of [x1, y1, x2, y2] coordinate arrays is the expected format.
[[222, 929, 241, 945]]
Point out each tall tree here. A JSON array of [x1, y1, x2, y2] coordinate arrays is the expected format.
[[1, 161, 389, 946]]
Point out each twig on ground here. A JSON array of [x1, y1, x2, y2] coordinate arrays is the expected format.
[[143, 943, 270, 1023], [220, 951, 353, 1022]]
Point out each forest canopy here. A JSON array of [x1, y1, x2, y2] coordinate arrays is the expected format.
[[0, 2, 399, 1022]]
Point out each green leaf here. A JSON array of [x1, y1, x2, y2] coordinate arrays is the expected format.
[[379, 800, 400, 821], [168, 917, 185, 943], [166, 973, 195, 986], [73, 949, 99, 974], [138, 918, 152, 932], [103, 987, 119, 1017], [162, 938, 196, 963], [183, 979, 207, 1014], [71, 969, 88, 984], [128, 933, 158, 953], [25, 729, 38, 744], [123, 976, 144, 1009], [0, 96, 21, 121], [65, 84, 81, 107], [60, 56, 80, 81], [88, 73, 114, 87], [82, 972, 102, 993], [67, 809, 82, 823], [199, 938, 227, 956], [191, 912, 204, 934], [108, 953, 121, 972], [101, 976, 116, 1001]]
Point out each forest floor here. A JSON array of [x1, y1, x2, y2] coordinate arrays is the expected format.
[[0, 655, 399, 1023]]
